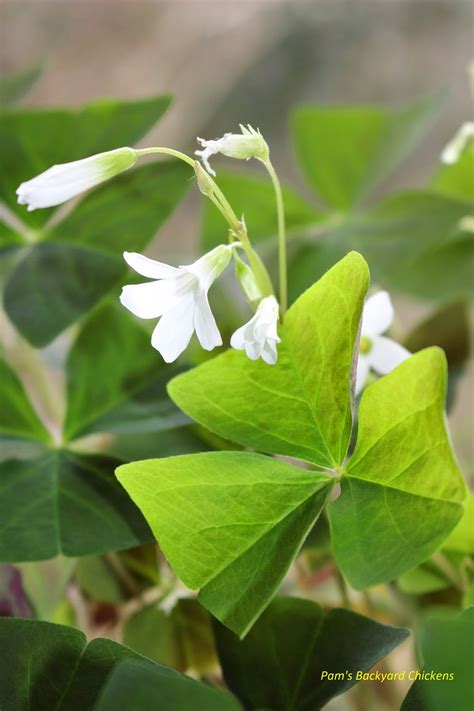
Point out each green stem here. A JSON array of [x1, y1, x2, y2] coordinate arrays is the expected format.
[[136, 146, 274, 300], [263, 159, 287, 316], [135, 146, 195, 167]]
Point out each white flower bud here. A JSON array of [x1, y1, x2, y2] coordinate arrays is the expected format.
[[16, 147, 137, 211], [195, 125, 269, 176]]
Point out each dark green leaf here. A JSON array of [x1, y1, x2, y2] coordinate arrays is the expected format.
[[328, 348, 466, 589], [96, 659, 241, 711], [117, 452, 333, 636], [291, 96, 442, 210], [168, 252, 369, 468], [0, 357, 50, 442], [200, 171, 321, 250], [288, 191, 473, 302], [0, 450, 151, 562], [0, 618, 240, 711], [47, 160, 190, 256], [64, 303, 188, 441], [214, 596, 409, 711], [0, 95, 171, 227], [4, 243, 124, 347]]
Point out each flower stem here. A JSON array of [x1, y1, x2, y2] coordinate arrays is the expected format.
[[263, 159, 287, 316], [136, 146, 274, 300], [135, 146, 195, 167]]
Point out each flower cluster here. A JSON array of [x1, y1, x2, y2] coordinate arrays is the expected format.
[[14, 127, 409, 391], [119, 245, 280, 364]]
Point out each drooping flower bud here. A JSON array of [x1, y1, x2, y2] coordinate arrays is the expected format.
[[17, 147, 137, 211]]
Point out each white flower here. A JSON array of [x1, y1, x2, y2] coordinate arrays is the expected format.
[[120, 244, 236, 363], [441, 122, 474, 164], [195, 124, 269, 176], [356, 291, 410, 395], [16, 147, 137, 211], [231, 295, 280, 365]]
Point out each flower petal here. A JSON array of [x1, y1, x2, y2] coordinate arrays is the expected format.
[[370, 336, 411, 375], [355, 355, 371, 396], [120, 280, 176, 319], [151, 293, 195, 363], [362, 291, 394, 337], [124, 251, 179, 279], [261, 340, 278, 365], [194, 292, 222, 351]]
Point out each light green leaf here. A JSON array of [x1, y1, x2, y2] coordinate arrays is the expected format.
[[292, 96, 442, 210], [1, 94, 171, 227], [0, 357, 50, 442], [0, 618, 240, 711], [443, 492, 474, 554], [214, 596, 409, 711], [168, 252, 369, 468], [0, 450, 151, 562], [397, 563, 451, 595], [200, 171, 321, 250], [432, 147, 474, 201], [328, 348, 466, 589], [116, 452, 333, 636], [4, 243, 124, 347], [0, 218, 24, 249], [18, 557, 76, 621], [401, 607, 474, 711], [64, 303, 188, 441]]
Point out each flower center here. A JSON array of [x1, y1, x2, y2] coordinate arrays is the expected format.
[[360, 335, 373, 354]]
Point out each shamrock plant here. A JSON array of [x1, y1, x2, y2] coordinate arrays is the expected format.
[[1, 80, 472, 709], [15, 118, 467, 640]]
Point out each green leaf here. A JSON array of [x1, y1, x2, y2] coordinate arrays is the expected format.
[[123, 599, 215, 673], [116, 452, 333, 636], [47, 160, 190, 256], [0, 218, 24, 249], [4, 160, 190, 347], [18, 557, 76, 620], [432, 147, 474, 201], [404, 301, 471, 409], [75, 555, 125, 604], [214, 596, 409, 711], [401, 608, 474, 711], [443, 492, 474, 555], [64, 303, 188, 441], [0, 63, 44, 107], [0, 357, 50, 442], [168, 252, 369, 468], [0, 450, 151, 562], [4, 243, 124, 347], [200, 171, 321, 251], [292, 96, 442, 210], [397, 563, 451, 595], [0, 94, 171, 227], [328, 348, 466, 589], [288, 191, 473, 303], [96, 659, 241, 711], [0, 618, 240, 711]]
